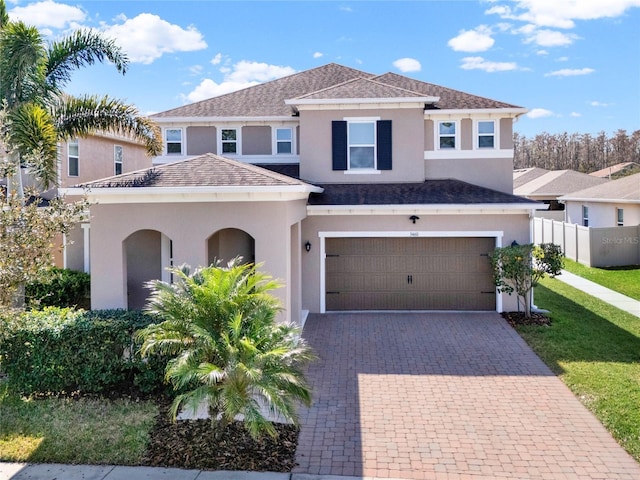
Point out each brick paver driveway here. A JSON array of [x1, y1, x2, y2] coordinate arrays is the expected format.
[[294, 312, 640, 479]]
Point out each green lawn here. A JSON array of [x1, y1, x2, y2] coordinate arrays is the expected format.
[[562, 258, 640, 301], [519, 277, 640, 461], [0, 385, 157, 464]]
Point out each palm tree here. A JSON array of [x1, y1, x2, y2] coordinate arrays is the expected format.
[[0, 0, 161, 196], [137, 259, 316, 439]]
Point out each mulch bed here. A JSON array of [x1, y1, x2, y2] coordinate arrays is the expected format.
[[141, 398, 299, 472], [502, 311, 551, 327]]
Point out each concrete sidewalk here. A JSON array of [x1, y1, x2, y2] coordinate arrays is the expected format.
[[555, 269, 640, 317]]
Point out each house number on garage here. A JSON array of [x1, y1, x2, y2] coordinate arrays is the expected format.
[[410, 232, 419, 237]]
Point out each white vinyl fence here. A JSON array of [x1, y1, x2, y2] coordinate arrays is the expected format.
[[533, 218, 640, 267]]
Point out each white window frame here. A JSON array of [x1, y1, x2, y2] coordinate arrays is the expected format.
[[582, 205, 589, 227], [346, 118, 378, 172], [114, 145, 123, 175], [219, 128, 240, 155], [68, 139, 79, 177], [165, 128, 183, 155], [476, 120, 496, 149], [274, 127, 294, 155], [616, 208, 624, 226], [437, 121, 458, 150]]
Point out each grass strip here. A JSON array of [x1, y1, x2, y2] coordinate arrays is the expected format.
[[0, 386, 157, 465], [562, 258, 640, 301], [520, 277, 640, 461]]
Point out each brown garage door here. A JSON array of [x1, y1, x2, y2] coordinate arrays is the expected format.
[[325, 237, 495, 311]]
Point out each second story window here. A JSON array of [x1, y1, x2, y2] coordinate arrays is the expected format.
[[276, 128, 293, 154], [478, 121, 495, 148], [114, 145, 123, 175], [165, 129, 182, 154], [438, 121, 456, 149], [348, 121, 376, 169], [68, 139, 79, 177], [582, 205, 589, 227], [221, 129, 238, 154], [617, 208, 624, 226]]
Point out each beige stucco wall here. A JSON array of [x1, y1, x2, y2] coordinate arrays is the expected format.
[[242, 126, 272, 155], [425, 157, 514, 193], [300, 212, 531, 313], [60, 136, 151, 187], [565, 200, 640, 227], [187, 126, 217, 155], [299, 108, 425, 183], [89, 199, 308, 324]]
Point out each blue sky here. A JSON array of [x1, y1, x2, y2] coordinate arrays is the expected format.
[[8, 0, 640, 137]]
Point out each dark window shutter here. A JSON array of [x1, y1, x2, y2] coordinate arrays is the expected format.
[[377, 120, 392, 170], [332, 121, 347, 170]]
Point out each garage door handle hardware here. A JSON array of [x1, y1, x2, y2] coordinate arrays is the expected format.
[[480, 253, 489, 257], [407, 275, 413, 284], [481, 291, 495, 294], [326, 291, 340, 294], [326, 254, 340, 257]]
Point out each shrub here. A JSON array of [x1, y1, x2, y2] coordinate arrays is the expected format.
[[26, 268, 90, 309], [0, 308, 167, 395]]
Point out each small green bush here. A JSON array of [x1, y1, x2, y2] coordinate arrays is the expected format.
[[0, 308, 167, 395], [26, 268, 90, 309]]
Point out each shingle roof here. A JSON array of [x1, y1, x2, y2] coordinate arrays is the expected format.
[[514, 170, 608, 197], [151, 63, 523, 118], [372, 72, 523, 109], [152, 63, 374, 118], [589, 162, 639, 178], [513, 167, 549, 188], [307, 180, 539, 206], [559, 173, 640, 202], [81, 154, 314, 188]]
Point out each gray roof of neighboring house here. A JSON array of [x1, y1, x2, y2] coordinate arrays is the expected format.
[[151, 63, 524, 118], [513, 167, 549, 188], [307, 180, 539, 206], [80, 154, 314, 188], [514, 169, 608, 197], [589, 162, 639, 178], [559, 173, 640, 203]]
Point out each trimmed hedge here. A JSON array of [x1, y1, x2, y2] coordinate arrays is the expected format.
[[26, 268, 90, 309], [0, 308, 167, 395]]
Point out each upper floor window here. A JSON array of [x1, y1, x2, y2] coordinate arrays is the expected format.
[[617, 208, 624, 226], [348, 121, 376, 169], [68, 139, 79, 177], [276, 128, 293, 154], [477, 121, 495, 148], [114, 145, 123, 175], [165, 129, 182, 155], [438, 121, 456, 149], [582, 205, 589, 227], [332, 119, 392, 172], [221, 128, 238, 154]]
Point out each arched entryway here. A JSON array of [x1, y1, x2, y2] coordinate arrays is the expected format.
[[207, 228, 255, 266], [124, 229, 172, 310]]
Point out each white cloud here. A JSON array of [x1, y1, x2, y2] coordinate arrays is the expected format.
[[392, 58, 421, 73], [339, 5, 353, 12], [100, 14, 207, 64], [590, 101, 611, 107], [185, 61, 296, 102], [189, 65, 203, 76], [8, 0, 86, 28], [570, 112, 581, 117], [545, 67, 595, 77], [460, 56, 518, 72], [211, 53, 223, 65], [313, 52, 324, 59], [487, 0, 640, 29], [556, 56, 569, 62], [536, 49, 549, 55], [527, 108, 555, 119], [522, 28, 578, 47], [448, 25, 495, 52]]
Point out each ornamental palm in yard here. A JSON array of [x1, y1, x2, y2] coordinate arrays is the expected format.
[[137, 260, 315, 439]]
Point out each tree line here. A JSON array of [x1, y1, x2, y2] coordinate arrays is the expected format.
[[513, 129, 640, 174]]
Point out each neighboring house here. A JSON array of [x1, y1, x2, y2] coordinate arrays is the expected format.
[[513, 167, 608, 215], [590, 162, 640, 179], [560, 173, 640, 227], [64, 63, 539, 323]]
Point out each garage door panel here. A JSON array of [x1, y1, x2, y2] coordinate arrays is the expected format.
[[325, 237, 495, 311]]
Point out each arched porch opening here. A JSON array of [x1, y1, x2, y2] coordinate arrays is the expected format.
[[207, 228, 255, 267]]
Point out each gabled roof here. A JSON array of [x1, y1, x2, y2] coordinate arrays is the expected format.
[[514, 169, 608, 197], [589, 162, 639, 178], [513, 167, 549, 188], [151, 63, 523, 119], [308, 180, 539, 206], [559, 173, 640, 203], [77, 153, 317, 189]]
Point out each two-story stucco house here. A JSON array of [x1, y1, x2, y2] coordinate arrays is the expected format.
[[64, 63, 539, 322]]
